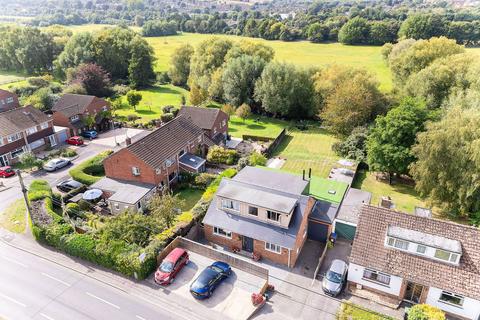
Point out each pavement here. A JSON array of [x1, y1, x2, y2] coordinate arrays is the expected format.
[[0, 128, 149, 214]]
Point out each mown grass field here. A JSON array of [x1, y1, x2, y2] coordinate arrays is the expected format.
[[229, 115, 288, 139]]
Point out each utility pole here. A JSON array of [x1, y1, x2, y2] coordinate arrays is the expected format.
[[16, 169, 31, 220]]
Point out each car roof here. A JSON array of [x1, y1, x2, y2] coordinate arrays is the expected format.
[[0, 166, 11, 170], [66, 180, 82, 186], [330, 259, 347, 273], [71, 136, 82, 139], [165, 248, 186, 262]]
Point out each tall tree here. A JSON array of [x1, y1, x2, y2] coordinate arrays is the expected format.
[[338, 17, 370, 45], [68, 63, 112, 97], [399, 13, 449, 40], [411, 107, 480, 217], [55, 32, 95, 72], [367, 98, 431, 183], [168, 44, 194, 87], [128, 36, 156, 89]]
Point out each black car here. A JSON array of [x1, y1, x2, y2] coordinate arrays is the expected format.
[[56, 179, 84, 192]]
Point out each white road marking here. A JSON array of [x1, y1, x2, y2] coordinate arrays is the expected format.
[[40, 313, 56, 320], [86, 292, 120, 309], [0, 292, 27, 307], [41, 273, 71, 287], [135, 316, 147, 320], [0, 255, 28, 268]]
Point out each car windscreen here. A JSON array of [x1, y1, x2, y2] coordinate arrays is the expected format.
[[191, 268, 218, 288], [159, 261, 174, 273], [326, 270, 342, 283]]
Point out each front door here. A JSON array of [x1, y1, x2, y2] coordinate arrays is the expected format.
[[404, 281, 424, 304], [0, 154, 8, 167], [242, 236, 254, 253]]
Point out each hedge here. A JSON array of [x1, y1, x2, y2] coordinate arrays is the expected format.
[[206, 146, 238, 165], [69, 150, 113, 185]]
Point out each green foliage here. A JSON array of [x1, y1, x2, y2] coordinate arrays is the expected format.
[[28, 180, 53, 201], [399, 14, 449, 40], [45, 223, 73, 248], [407, 304, 445, 320], [411, 107, 480, 217], [168, 44, 194, 87], [141, 20, 177, 37], [249, 152, 267, 166], [338, 17, 370, 45], [221, 104, 235, 116], [128, 36, 156, 88], [194, 173, 217, 189], [19, 152, 38, 169], [126, 90, 142, 110], [149, 193, 185, 229], [207, 146, 238, 165], [55, 32, 95, 73], [332, 127, 369, 162], [235, 103, 251, 122], [160, 112, 174, 123], [69, 150, 112, 185], [25, 87, 57, 112], [367, 98, 431, 177]]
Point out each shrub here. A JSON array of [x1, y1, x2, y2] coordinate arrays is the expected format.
[[407, 304, 445, 320], [207, 146, 238, 165], [161, 112, 174, 123], [194, 173, 217, 189], [127, 114, 139, 122], [28, 180, 53, 201], [27, 76, 50, 88], [60, 148, 77, 158], [249, 152, 267, 166], [62, 233, 99, 263], [112, 84, 130, 96], [236, 156, 249, 171], [65, 203, 82, 218], [45, 223, 73, 248], [69, 150, 112, 185], [162, 105, 174, 113]]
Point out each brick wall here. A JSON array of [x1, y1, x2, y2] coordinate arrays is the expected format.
[[204, 224, 242, 250], [254, 239, 290, 266], [290, 197, 316, 267], [209, 110, 229, 139], [0, 90, 20, 112], [52, 112, 74, 134]]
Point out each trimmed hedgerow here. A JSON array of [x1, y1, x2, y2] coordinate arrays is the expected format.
[[69, 150, 113, 185]]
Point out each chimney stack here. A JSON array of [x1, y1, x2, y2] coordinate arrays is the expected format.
[[125, 137, 132, 146], [308, 168, 312, 179], [302, 169, 305, 181]]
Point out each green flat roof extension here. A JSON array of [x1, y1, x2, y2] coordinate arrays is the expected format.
[[307, 176, 348, 203]]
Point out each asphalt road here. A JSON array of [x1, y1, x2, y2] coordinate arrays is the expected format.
[[0, 241, 191, 320]]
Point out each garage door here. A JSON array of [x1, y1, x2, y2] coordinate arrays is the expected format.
[[308, 221, 329, 242], [335, 222, 356, 241]]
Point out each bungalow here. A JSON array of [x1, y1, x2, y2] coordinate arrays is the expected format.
[[0, 105, 56, 166], [203, 166, 316, 267], [178, 106, 229, 145], [103, 116, 207, 190], [52, 94, 111, 136], [348, 205, 480, 320]]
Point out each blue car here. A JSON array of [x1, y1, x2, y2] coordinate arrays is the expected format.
[[82, 130, 98, 139], [190, 261, 231, 299]]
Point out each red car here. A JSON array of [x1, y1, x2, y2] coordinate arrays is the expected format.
[[0, 166, 15, 178], [155, 248, 189, 285], [66, 136, 84, 146]]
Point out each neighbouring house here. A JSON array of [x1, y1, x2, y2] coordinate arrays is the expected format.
[[103, 116, 207, 190], [0, 105, 56, 166], [348, 205, 480, 320], [90, 177, 156, 213], [332, 188, 372, 241], [0, 89, 20, 112], [178, 106, 229, 145], [202, 166, 316, 267], [51, 94, 111, 136]]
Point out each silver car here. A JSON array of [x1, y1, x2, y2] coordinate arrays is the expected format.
[[322, 259, 348, 296], [43, 158, 71, 172]]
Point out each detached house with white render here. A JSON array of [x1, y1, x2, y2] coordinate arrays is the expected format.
[[348, 205, 480, 320]]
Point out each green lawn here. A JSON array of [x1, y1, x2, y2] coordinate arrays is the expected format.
[[174, 188, 204, 212], [352, 170, 427, 214], [115, 84, 189, 122], [273, 126, 340, 178], [0, 199, 27, 233], [0, 71, 26, 86], [337, 303, 393, 320], [229, 115, 288, 139]]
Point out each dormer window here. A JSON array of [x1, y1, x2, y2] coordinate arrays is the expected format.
[[267, 210, 280, 222], [434, 249, 459, 264], [221, 199, 239, 211]]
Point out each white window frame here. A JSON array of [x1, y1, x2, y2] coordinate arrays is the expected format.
[[6, 97, 14, 104], [221, 199, 239, 211], [386, 236, 409, 250], [10, 147, 25, 159], [267, 210, 281, 222], [114, 203, 120, 210], [434, 249, 459, 264], [48, 134, 57, 147], [213, 226, 232, 239], [40, 122, 49, 130], [26, 126, 38, 135], [362, 268, 391, 286], [439, 291, 464, 307], [70, 115, 80, 122], [197, 135, 202, 143], [416, 244, 426, 254], [7, 133, 21, 143], [222, 120, 226, 127], [265, 242, 282, 254], [132, 167, 141, 176]]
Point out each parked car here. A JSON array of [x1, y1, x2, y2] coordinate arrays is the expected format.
[[155, 248, 189, 285], [82, 130, 98, 139], [190, 261, 231, 299], [43, 158, 71, 172], [66, 136, 84, 146], [322, 259, 348, 297], [0, 166, 15, 178], [56, 179, 84, 192]]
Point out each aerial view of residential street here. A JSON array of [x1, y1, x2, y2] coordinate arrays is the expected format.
[[1, 0, 480, 319]]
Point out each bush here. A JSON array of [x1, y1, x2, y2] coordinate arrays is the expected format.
[[28, 180, 53, 201], [408, 304, 445, 320], [27, 76, 50, 88], [113, 84, 130, 96], [65, 203, 82, 218], [236, 156, 249, 171], [69, 150, 113, 185], [45, 223, 73, 248], [249, 152, 267, 166], [60, 148, 77, 158], [207, 146, 238, 165], [160, 112, 174, 123], [194, 173, 217, 189], [62, 233, 99, 263]]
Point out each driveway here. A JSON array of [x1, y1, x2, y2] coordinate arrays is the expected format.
[[89, 128, 150, 148], [145, 251, 265, 320]]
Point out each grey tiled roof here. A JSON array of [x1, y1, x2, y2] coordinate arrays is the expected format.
[[52, 94, 96, 117], [0, 105, 50, 136], [125, 116, 203, 169], [310, 200, 339, 224], [91, 177, 155, 204], [350, 205, 480, 300], [178, 106, 225, 130]]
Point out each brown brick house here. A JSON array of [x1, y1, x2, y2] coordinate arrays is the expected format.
[[103, 116, 207, 189], [0, 89, 20, 112], [348, 205, 480, 320], [0, 105, 55, 166], [203, 166, 316, 268], [51, 94, 111, 136], [178, 106, 229, 145]]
